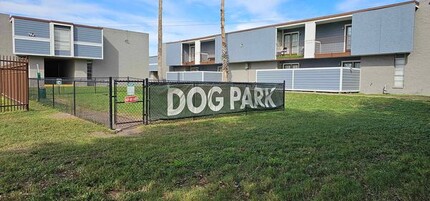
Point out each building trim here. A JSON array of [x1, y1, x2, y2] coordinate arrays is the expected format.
[[49, 22, 75, 57], [10, 15, 103, 30], [14, 35, 51, 42], [11, 17, 16, 55], [74, 41, 103, 47]]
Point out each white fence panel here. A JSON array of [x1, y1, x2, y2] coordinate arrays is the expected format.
[[166, 71, 222, 82], [256, 67, 360, 92]]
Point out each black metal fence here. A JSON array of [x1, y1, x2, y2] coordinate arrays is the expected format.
[[29, 77, 113, 127], [30, 77, 285, 129]]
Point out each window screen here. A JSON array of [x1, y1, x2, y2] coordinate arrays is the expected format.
[[394, 55, 406, 88], [54, 25, 71, 55]]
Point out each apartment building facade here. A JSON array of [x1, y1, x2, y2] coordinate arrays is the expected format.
[[163, 1, 430, 95], [0, 14, 149, 79]]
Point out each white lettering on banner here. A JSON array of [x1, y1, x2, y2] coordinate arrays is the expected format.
[[187, 87, 207, 114], [208, 87, 224, 112], [240, 87, 254, 109], [265, 88, 276, 108], [230, 87, 241, 110], [254, 87, 265, 108], [168, 88, 186, 116], [167, 86, 279, 116]]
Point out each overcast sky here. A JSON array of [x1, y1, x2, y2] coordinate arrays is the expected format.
[[0, 0, 405, 55]]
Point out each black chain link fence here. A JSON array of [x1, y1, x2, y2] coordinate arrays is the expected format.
[[113, 79, 146, 126], [29, 77, 285, 129], [30, 77, 123, 128]]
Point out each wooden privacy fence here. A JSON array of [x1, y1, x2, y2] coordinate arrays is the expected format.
[[0, 56, 29, 112]]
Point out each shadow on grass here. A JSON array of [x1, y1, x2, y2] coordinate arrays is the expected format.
[[1, 97, 429, 200]]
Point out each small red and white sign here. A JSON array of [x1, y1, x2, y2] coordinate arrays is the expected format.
[[125, 95, 138, 103]]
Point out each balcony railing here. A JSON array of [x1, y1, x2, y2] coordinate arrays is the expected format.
[[183, 52, 215, 65], [200, 52, 215, 64], [276, 46, 305, 60], [314, 35, 351, 58]]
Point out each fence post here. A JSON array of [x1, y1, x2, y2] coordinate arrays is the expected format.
[[142, 79, 146, 124], [291, 69, 295, 91], [283, 80, 286, 111], [109, 77, 113, 130], [73, 81, 76, 116], [26, 61, 29, 111], [339, 67, 343, 93], [52, 83, 55, 108], [37, 77, 40, 102], [94, 77, 97, 94], [145, 78, 149, 125]]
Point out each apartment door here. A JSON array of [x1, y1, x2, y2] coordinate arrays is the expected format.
[[344, 25, 352, 52], [189, 45, 195, 62], [284, 32, 299, 55]]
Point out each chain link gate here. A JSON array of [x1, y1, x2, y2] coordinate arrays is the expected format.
[[112, 78, 148, 128]]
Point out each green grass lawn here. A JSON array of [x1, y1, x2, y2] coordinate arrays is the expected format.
[[0, 93, 429, 200]]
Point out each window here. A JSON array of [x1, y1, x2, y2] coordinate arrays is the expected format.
[[394, 55, 406, 88], [87, 60, 93, 80], [342, 61, 360, 68], [54, 25, 72, 56], [344, 25, 352, 52], [190, 67, 199, 71], [217, 66, 223, 72], [282, 63, 300, 69], [283, 32, 299, 55]]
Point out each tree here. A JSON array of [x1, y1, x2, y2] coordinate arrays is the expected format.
[[220, 0, 229, 81], [157, 0, 164, 80]]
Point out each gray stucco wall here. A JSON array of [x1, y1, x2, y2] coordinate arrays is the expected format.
[[401, 0, 430, 95], [28, 56, 45, 78], [93, 28, 149, 78], [316, 20, 352, 53], [230, 61, 277, 82], [0, 14, 13, 56], [360, 55, 395, 94], [360, 1, 430, 95], [227, 27, 276, 63], [74, 60, 87, 78], [351, 3, 415, 56], [166, 42, 182, 66]]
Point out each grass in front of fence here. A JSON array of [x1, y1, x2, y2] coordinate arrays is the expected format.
[[1, 93, 429, 200]]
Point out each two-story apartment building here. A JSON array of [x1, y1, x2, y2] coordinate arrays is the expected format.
[[163, 0, 430, 95], [0, 14, 149, 79]]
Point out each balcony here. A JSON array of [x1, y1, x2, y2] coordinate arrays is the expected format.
[[276, 47, 305, 60], [200, 53, 215, 64], [314, 35, 351, 58]]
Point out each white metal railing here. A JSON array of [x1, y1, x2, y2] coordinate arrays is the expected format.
[[256, 67, 360, 92]]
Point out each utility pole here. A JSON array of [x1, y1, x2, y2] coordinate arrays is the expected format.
[[221, 0, 229, 81], [158, 0, 164, 81]]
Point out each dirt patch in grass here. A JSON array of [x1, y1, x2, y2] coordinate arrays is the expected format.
[[89, 131, 116, 138], [49, 112, 77, 120]]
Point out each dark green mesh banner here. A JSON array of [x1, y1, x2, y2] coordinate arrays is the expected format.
[[148, 82, 284, 121]]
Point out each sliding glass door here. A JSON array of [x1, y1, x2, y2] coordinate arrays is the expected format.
[[283, 32, 299, 55]]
